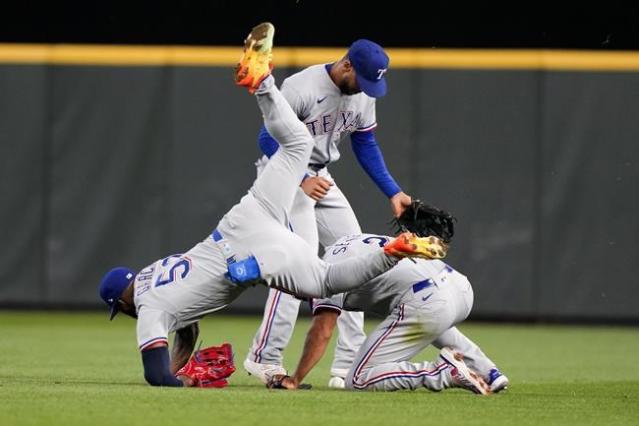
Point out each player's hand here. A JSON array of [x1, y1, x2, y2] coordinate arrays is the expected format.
[[176, 374, 196, 387], [390, 192, 412, 218], [267, 374, 312, 390], [267, 374, 298, 389], [301, 176, 334, 201]]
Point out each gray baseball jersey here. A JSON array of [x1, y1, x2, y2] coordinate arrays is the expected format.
[[134, 240, 240, 351], [281, 64, 377, 166], [314, 233, 453, 317], [312, 233, 500, 391]]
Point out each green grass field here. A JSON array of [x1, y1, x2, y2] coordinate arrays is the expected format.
[[0, 312, 638, 426]]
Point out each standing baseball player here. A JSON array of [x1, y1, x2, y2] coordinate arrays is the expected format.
[[97, 22, 447, 387], [246, 39, 413, 388], [268, 232, 509, 394]]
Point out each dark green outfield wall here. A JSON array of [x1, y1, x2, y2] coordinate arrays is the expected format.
[[1, 65, 637, 321]]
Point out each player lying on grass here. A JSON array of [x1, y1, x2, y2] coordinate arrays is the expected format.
[[97, 22, 448, 388], [268, 205, 509, 394]]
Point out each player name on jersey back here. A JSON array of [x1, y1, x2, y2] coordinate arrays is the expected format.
[[320, 234, 453, 316]]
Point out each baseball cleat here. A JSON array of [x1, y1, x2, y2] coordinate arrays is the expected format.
[[243, 358, 287, 384], [235, 22, 275, 93], [439, 347, 491, 395], [487, 367, 509, 393], [383, 232, 449, 259]]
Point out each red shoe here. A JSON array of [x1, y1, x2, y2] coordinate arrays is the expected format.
[[383, 232, 448, 259], [235, 22, 275, 93]]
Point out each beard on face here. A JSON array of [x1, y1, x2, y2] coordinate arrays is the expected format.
[[339, 80, 361, 95]]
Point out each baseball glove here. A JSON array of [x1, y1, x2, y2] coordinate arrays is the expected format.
[[266, 374, 312, 390], [394, 199, 456, 243], [175, 342, 236, 388]]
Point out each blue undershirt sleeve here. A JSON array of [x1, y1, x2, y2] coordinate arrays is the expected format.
[[141, 346, 184, 387], [350, 130, 402, 198], [258, 125, 280, 158]]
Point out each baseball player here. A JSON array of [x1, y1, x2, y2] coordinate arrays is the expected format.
[[269, 233, 509, 394], [97, 22, 447, 387], [246, 38, 412, 388]]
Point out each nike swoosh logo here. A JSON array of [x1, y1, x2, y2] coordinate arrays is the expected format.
[[422, 293, 433, 302], [317, 96, 328, 104]]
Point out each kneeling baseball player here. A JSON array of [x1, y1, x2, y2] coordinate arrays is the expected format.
[[268, 203, 509, 394]]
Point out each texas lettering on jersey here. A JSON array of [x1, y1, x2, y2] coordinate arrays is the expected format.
[[305, 109, 362, 137], [280, 64, 377, 165]]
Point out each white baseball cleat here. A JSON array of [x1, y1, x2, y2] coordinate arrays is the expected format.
[[439, 347, 491, 395], [486, 368, 509, 393], [328, 376, 346, 389], [243, 358, 287, 384]]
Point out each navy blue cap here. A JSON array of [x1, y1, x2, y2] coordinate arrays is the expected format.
[[348, 39, 389, 98], [99, 267, 135, 320]]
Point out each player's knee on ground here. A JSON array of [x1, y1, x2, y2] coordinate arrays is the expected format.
[[344, 369, 358, 390]]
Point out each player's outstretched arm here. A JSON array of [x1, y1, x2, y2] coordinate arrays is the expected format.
[[269, 310, 339, 389], [141, 345, 187, 387], [170, 322, 200, 374], [390, 191, 412, 217], [350, 131, 412, 217], [291, 310, 339, 385]]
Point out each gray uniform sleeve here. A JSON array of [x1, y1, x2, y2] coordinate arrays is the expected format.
[[136, 307, 173, 351], [356, 97, 377, 131]]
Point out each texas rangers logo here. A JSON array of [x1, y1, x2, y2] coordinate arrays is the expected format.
[[376, 68, 387, 80]]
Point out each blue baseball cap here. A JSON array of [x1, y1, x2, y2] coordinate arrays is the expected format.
[[348, 39, 390, 98], [99, 267, 135, 320]]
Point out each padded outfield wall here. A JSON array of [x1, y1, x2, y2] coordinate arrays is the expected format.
[[0, 45, 638, 321]]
